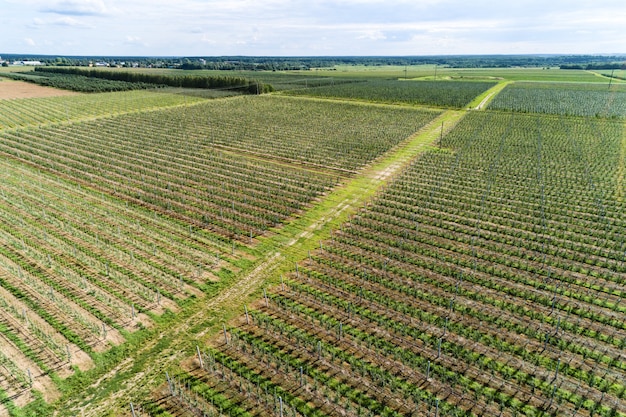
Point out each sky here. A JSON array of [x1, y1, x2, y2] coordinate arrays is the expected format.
[[1, 0, 625, 57]]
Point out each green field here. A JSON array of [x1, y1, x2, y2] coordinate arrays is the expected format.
[[0, 90, 207, 129], [284, 79, 496, 108], [301, 65, 615, 82], [0, 63, 624, 417], [177, 111, 625, 417], [488, 82, 626, 117]]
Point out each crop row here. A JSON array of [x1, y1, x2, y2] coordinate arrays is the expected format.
[[169, 111, 626, 417], [0, 113, 336, 240], [487, 82, 626, 118], [0, 89, 206, 130], [284, 79, 497, 109], [0, 95, 433, 240], [0, 156, 241, 398], [127, 95, 441, 172]]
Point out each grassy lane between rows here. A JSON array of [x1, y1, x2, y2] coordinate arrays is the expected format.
[[466, 80, 513, 110]]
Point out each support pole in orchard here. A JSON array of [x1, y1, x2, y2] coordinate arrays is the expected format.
[[554, 358, 560, 382], [166, 371, 173, 394], [555, 317, 560, 333], [196, 345, 204, 369], [223, 323, 229, 345], [244, 304, 249, 324]]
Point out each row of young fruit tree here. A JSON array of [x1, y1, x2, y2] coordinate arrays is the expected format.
[[161, 110, 625, 417]]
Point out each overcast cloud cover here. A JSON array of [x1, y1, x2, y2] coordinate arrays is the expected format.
[[1, 0, 624, 56]]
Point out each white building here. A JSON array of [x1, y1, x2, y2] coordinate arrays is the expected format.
[[12, 60, 43, 66]]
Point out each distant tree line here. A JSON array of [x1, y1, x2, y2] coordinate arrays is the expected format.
[[34, 67, 273, 94], [173, 55, 626, 70], [0, 71, 159, 92], [2, 53, 624, 71], [560, 62, 626, 70]]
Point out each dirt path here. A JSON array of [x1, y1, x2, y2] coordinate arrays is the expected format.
[[474, 91, 494, 109], [468, 81, 513, 110]]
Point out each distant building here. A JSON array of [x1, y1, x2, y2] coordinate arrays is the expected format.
[[12, 60, 43, 66]]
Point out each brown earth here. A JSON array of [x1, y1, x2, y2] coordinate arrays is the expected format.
[[0, 79, 78, 100]]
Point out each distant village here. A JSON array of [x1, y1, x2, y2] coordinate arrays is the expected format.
[[0, 57, 143, 68], [1, 54, 624, 71]]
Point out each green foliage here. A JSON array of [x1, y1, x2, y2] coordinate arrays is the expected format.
[[34, 66, 273, 94], [14, 391, 54, 417], [152, 95, 439, 172], [0, 113, 336, 239], [0, 90, 207, 129], [198, 110, 626, 417], [285, 79, 497, 108], [0, 71, 160, 92], [488, 82, 626, 117]]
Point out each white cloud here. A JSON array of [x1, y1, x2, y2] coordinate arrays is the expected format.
[[42, 0, 109, 16], [200, 35, 217, 44], [123, 36, 147, 47], [356, 30, 387, 41], [1, 0, 624, 55], [32, 16, 92, 27]]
